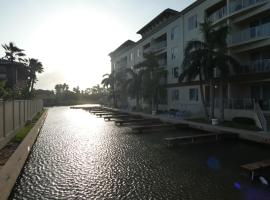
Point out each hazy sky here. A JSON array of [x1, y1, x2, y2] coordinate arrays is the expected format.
[[0, 0, 195, 90]]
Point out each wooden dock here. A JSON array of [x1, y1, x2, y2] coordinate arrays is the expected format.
[[130, 123, 177, 133], [103, 115, 132, 121], [165, 133, 238, 147], [241, 159, 270, 181], [114, 118, 159, 126]]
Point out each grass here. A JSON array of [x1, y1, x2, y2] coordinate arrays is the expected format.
[[188, 117, 261, 131], [12, 109, 45, 143]]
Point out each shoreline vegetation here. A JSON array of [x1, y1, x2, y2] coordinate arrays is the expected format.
[[0, 109, 45, 170], [36, 84, 105, 107]]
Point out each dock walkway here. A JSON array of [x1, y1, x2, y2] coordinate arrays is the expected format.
[[165, 133, 237, 146], [241, 159, 270, 180]]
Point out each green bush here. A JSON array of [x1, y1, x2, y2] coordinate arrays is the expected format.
[[232, 117, 255, 125]]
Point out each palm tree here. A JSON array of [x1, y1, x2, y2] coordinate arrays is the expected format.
[[134, 52, 167, 112], [2, 42, 25, 62], [27, 58, 44, 93], [124, 68, 143, 110], [179, 19, 239, 121], [2, 42, 27, 88], [101, 73, 116, 107]]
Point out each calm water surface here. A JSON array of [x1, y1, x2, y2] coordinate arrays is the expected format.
[[10, 107, 270, 199]]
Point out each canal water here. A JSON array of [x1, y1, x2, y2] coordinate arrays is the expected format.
[[10, 107, 270, 199]]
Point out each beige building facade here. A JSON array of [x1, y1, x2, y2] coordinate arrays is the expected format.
[[109, 0, 270, 129]]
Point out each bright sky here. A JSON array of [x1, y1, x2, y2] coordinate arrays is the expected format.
[[0, 0, 195, 91]]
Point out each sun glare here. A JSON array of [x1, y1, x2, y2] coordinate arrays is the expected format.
[[26, 8, 129, 90]]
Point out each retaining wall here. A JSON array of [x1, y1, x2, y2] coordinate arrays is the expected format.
[[0, 99, 43, 150], [0, 109, 47, 200]]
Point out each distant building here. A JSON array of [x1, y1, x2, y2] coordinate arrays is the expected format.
[[0, 59, 28, 88], [109, 1, 270, 129]]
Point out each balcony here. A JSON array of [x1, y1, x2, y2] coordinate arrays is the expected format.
[[208, 6, 227, 23], [151, 41, 167, 52], [229, 0, 266, 14], [240, 59, 270, 74], [228, 22, 270, 46], [143, 47, 151, 54]]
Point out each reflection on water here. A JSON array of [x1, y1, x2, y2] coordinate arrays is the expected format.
[[10, 107, 270, 199]]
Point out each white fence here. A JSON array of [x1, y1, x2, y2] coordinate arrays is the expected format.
[[0, 99, 43, 149]]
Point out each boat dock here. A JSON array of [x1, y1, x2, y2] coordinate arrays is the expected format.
[[241, 159, 270, 181], [165, 133, 237, 147]]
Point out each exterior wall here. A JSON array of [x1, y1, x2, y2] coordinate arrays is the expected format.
[[168, 85, 204, 117], [110, 0, 270, 118], [0, 99, 43, 150]]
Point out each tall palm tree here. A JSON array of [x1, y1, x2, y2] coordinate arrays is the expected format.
[[28, 58, 44, 93], [101, 73, 116, 107], [2, 42, 26, 88], [2, 42, 25, 62], [179, 45, 210, 119], [179, 19, 239, 121], [124, 68, 143, 110], [135, 52, 167, 111]]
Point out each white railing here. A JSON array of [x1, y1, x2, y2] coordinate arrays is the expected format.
[[212, 98, 254, 110], [241, 59, 270, 74], [208, 6, 227, 23], [229, 22, 270, 45], [254, 101, 268, 131], [229, 0, 266, 13]]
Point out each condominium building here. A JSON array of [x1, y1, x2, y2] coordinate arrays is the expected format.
[[109, 0, 270, 130]]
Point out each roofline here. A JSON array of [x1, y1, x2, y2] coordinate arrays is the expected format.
[[136, 8, 179, 35], [109, 40, 136, 57], [109, 0, 208, 58]]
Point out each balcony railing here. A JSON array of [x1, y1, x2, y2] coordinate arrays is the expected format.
[[229, 22, 270, 45], [151, 41, 167, 51], [208, 6, 227, 23], [212, 98, 270, 111], [240, 59, 270, 74], [208, 0, 266, 23], [229, 0, 266, 13], [212, 98, 254, 110]]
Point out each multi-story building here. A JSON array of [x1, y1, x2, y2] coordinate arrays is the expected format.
[[0, 59, 28, 89], [109, 0, 270, 130]]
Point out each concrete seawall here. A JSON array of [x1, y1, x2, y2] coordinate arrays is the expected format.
[[0, 110, 48, 200]]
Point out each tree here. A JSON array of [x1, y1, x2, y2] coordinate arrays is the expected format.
[[124, 68, 143, 110], [2, 42, 27, 90], [27, 58, 44, 93], [2, 42, 26, 62], [179, 19, 239, 121], [101, 73, 116, 107], [73, 86, 80, 94], [134, 52, 167, 112]]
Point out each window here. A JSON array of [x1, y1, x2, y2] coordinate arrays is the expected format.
[[130, 53, 133, 61], [188, 15, 197, 31], [189, 88, 199, 101], [171, 47, 178, 60], [172, 89, 179, 101], [172, 67, 179, 78], [171, 26, 179, 40]]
